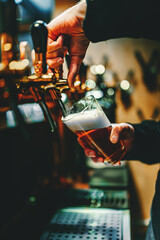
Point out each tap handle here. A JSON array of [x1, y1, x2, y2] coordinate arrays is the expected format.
[[31, 20, 48, 73]]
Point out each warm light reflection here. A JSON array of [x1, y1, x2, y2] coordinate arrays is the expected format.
[[16, 59, 29, 70], [90, 64, 105, 75], [86, 90, 103, 99], [120, 80, 130, 90], [85, 79, 96, 89], [61, 93, 67, 103], [0, 79, 5, 88], [42, 74, 52, 79], [95, 64, 105, 75], [9, 61, 17, 70], [3, 43, 12, 51], [28, 75, 38, 80], [20, 41, 30, 60], [9, 59, 29, 70], [74, 80, 81, 87], [90, 65, 97, 75], [35, 23, 40, 27], [107, 88, 115, 96], [81, 83, 86, 90], [0, 63, 5, 71]]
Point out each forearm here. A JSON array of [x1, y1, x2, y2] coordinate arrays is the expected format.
[[74, 1, 87, 27]]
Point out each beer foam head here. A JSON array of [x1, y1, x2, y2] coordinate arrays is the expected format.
[[62, 109, 110, 132]]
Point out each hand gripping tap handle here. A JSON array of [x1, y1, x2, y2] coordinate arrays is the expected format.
[[31, 20, 48, 74]]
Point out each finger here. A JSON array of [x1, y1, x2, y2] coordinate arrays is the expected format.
[[84, 148, 96, 157], [47, 57, 64, 68], [91, 157, 104, 163], [84, 149, 104, 163], [46, 46, 68, 59], [67, 56, 83, 88], [114, 161, 121, 166], [47, 35, 64, 53]]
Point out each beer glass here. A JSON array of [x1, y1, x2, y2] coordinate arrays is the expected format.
[[62, 95, 125, 165]]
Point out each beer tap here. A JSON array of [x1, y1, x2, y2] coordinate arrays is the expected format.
[[17, 20, 69, 132]]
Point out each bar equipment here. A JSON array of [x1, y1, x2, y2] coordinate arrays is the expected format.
[[0, 16, 69, 132], [0, 0, 89, 184], [40, 207, 131, 240], [17, 20, 69, 130]]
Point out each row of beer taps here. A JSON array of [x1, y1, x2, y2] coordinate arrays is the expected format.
[[0, 0, 90, 135], [0, 1, 71, 134]]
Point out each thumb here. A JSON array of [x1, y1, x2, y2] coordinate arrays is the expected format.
[[67, 56, 82, 88]]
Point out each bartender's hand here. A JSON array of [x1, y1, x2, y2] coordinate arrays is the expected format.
[[78, 123, 135, 164], [47, 1, 90, 87]]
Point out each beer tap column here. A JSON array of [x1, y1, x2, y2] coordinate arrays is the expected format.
[[30, 20, 57, 132], [30, 20, 68, 118], [16, 20, 69, 131]]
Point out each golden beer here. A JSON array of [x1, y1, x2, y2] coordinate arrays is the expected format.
[[62, 96, 125, 164]]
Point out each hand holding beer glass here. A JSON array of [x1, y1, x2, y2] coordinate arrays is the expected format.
[[62, 95, 126, 165]]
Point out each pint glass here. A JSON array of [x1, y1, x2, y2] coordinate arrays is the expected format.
[[62, 95, 126, 165]]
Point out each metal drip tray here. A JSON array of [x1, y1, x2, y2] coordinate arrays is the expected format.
[[41, 208, 130, 240]]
